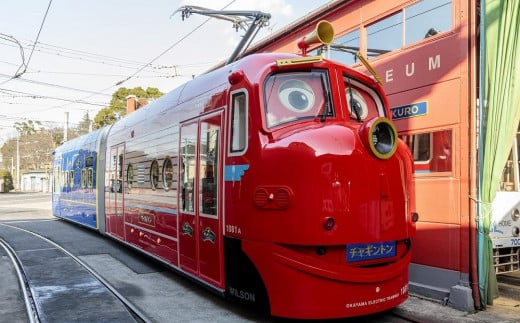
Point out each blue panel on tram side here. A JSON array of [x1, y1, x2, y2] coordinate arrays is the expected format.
[[53, 129, 105, 230], [58, 199, 97, 228]]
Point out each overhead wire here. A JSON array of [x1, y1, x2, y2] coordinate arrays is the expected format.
[[0, 0, 238, 129], [0, 88, 107, 107], [114, 0, 238, 87], [0, 34, 27, 85], [21, 0, 53, 77], [0, 73, 111, 97]]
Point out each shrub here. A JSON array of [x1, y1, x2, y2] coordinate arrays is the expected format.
[[0, 169, 14, 192]]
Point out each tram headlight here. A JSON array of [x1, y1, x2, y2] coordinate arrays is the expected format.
[[512, 208, 520, 221], [359, 117, 398, 159]]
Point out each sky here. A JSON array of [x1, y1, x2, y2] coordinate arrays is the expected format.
[[0, 0, 330, 144]]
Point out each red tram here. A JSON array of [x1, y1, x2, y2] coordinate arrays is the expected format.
[[52, 22, 417, 319]]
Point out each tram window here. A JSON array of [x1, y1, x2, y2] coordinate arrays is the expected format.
[[343, 76, 385, 120], [405, 0, 452, 45], [200, 119, 220, 216], [118, 154, 123, 181], [85, 156, 94, 167], [330, 29, 361, 66], [150, 160, 160, 190], [87, 168, 93, 188], [54, 166, 60, 192], [180, 123, 197, 213], [162, 157, 175, 191], [127, 163, 134, 190], [231, 92, 247, 153], [64, 171, 68, 188], [81, 169, 87, 188], [70, 170, 74, 187], [367, 11, 402, 58], [264, 71, 331, 128], [400, 129, 452, 173]]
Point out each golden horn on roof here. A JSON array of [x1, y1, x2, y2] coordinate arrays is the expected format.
[[298, 20, 334, 55]]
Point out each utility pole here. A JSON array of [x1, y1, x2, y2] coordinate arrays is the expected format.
[[64, 111, 69, 142], [16, 133, 20, 191]]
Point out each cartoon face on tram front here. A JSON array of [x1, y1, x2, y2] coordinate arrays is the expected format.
[[263, 70, 385, 129], [232, 57, 415, 319]]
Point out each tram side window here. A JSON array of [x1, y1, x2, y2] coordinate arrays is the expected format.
[[81, 169, 87, 188], [87, 168, 93, 188], [400, 129, 452, 173], [163, 157, 176, 191], [230, 92, 247, 153], [200, 119, 219, 216], [127, 163, 134, 190], [181, 123, 197, 213], [64, 171, 68, 188], [85, 156, 94, 167], [53, 166, 60, 192], [150, 160, 160, 190]]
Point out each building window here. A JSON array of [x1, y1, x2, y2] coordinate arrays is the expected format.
[[367, 0, 452, 58], [400, 129, 452, 173], [367, 11, 402, 57], [330, 29, 361, 65], [405, 0, 452, 45]]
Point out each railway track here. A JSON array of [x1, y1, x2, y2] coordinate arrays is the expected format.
[[0, 222, 150, 323], [0, 220, 423, 323]]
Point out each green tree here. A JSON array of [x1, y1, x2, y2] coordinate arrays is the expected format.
[[1, 126, 63, 177], [93, 87, 163, 129], [76, 112, 92, 133], [14, 120, 43, 135], [0, 169, 14, 192]]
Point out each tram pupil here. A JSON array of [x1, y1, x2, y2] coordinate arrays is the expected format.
[[289, 91, 309, 110]]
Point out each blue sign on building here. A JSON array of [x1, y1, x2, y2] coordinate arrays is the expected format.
[[391, 102, 428, 120]]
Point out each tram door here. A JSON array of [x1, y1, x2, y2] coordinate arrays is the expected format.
[[179, 113, 223, 288], [106, 144, 125, 240]]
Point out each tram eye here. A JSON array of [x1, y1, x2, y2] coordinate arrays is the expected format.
[[278, 79, 315, 112], [352, 100, 363, 116], [346, 88, 368, 120]]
